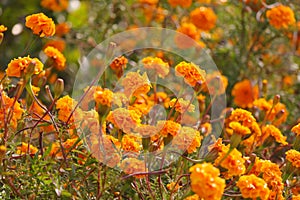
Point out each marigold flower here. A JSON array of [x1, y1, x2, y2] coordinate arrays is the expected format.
[[110, 56, 128, 77], [184, 194, 199, 200], [231, 79, 259, 108], [6, 56, 44, 78], [189, 163, 225, 200], [266, 5, 296, 29], [253, 98, 272, 112], [293, 195, 300, 200], [228, 121, 251, 136], [121, 134, 142, 153], [175, 61, 206, 87], [80, 109, 100, 134], [112, 92, 129, 107], [142, 56, 169, 78], [157, 120, 181, 137], [55, 22, 70, 37], [202, 71, 228, 95], [237, 174, 270, 200], [44, 46, 66, 71], [135, 124, 158, 137], [199, 122, 212, 136], [94, 88, 113, 107], [41, 0, 68, 12], [120, 158, 147, 178], [215, 145, 246, 177], [56, 95, 79, 123], [121, 71, 151, 97], [190, 7, 217, 31], [175, 23, 200, 49], [139, 0, 158, 5], [168, 0, 192, 7], [107, 108, 141, 133], [17, 142, 39, 155], [261, 125, 288, 145], [172, 126, 202, 154], [25, 13, 55, 37], [292, 123, 300, 136], [0, 92, 24, 129], [0, 25, 7, 33], [169, 98, 195, 113], [286, 149, 300, 168], [44, 39, 66, 52]]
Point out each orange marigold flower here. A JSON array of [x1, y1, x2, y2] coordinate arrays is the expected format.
[[237, 174, 270, 200], [190, 7, 217, 31], [266, 5, 296, 29], [121, 71, 151, 97], [261, 125, 288, 145], [184, 194, 199, 200], [142, 56, 169, 78], [139, 0, 159, 5], [44, 46, 66, 71], [121, 134, 142, 153], [231, 79, 259, 108], [175, 61, 206, 87], [25, 13, 55, 37], [293, 195, 300, 200], [157, 120, 181, 137], [41, 0, 68, 12], [168, 0, 192, 8], [120, 158, 147, 178], [135, 124, 158, 137], [253, 98, 272, 112], [94, 88, 113, 107], [17, 142, 38, 155], [110, 56, 128, 77], [189, 163, 225, 200], [55, 22, 70, 37], [215, 145, 246, 177], [56, 95, 79, 123], [292, 123, 300, 136], [169, 98, 195, 113], [199, 122, 212, 136], [107, 108, 141, 133], [0, 91, 24, 129], [228, 121, 251, 136], [172, 126, 202, 154], [202, 71, 228, 95], [175, 23, 200, 49], [6, 56, 44, 78], [228, 108, 259, 130], [286, 149, 300, 168], [44, 39, 66, 52]]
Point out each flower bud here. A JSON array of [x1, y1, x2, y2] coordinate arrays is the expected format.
[[54, 78, 64, 99]]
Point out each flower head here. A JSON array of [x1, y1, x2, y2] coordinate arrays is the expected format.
[[25, 13, 55, 37], [189, 163, 225, 200], [175, 61, 206, 87], [56, 95, 79, 123], [231, 79, 259, 108], [266, 5, 296, 29], [292, 123, 300, 136], [41, 0, 68, 12], [142, 56, 169, 78], [237, 174, 270, 200], [94, 88, 114, 107], [175, 23, 200, 49], [168, 0, 192, 8], [157, 120, 181, 137], [286, 149, 300, 168], [169, 98, 195, 113], [120, 158, 147, 178], [44, 46, 66, 71], [121, 71, 151, 97], [262, 125, 288, 145], [190, 7, 217, 31], [17, 142, 38, 155], [6, 56, 43, 78]]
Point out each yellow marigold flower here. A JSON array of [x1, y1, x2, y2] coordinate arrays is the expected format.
[[157, 120, 181, 137], [0, 92, 24, 129], [0, 25, 7, 33], [41, 0, 68, 12], [121, 134, 142, 153], [169, 98, 195, 113], [175, 61, 206, 87], [190, 7, 217, 31], [94, 88, 113, 107], [266, 5, 296, 29], [90, 134, 121, 168], [292, 123, 300, 136], [142, 56, 169, 78], [231, 79, 259, 108], [175, 23, 200, 49], [17, 142, 39, 155], [44, 46, 66, 71], [249, 158, 284, 200], [107, 108, 141, 133], [172, 126, 202, 154], [44, 39, 66, 52], [202, 71, 228, 95], [253, 98, 272, 112], [215, 145, 246, 177], [237, 174, 270, 200], [184, 194, 199, 200], [168, 0, 192, 8], [56, 95, 79, 123], [121, 71, 151, 97], [189, 163, 225, 200], [135, 124, 157, 137], [120, 158, 147, 178], [262, 125, 288, 145], [25, 13, 55, 37], [81, 109, 100, 134], [228, 121, 251, 136], [6, 56, 43, 78], [286, 149, 300, 168], [167, 182, 181, 191], [55, 22, 70, 37]]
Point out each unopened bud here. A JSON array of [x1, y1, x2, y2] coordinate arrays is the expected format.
[[54, 78, 64, 98], [262, 79, 268, 97], [273, 94, 280, 106]]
